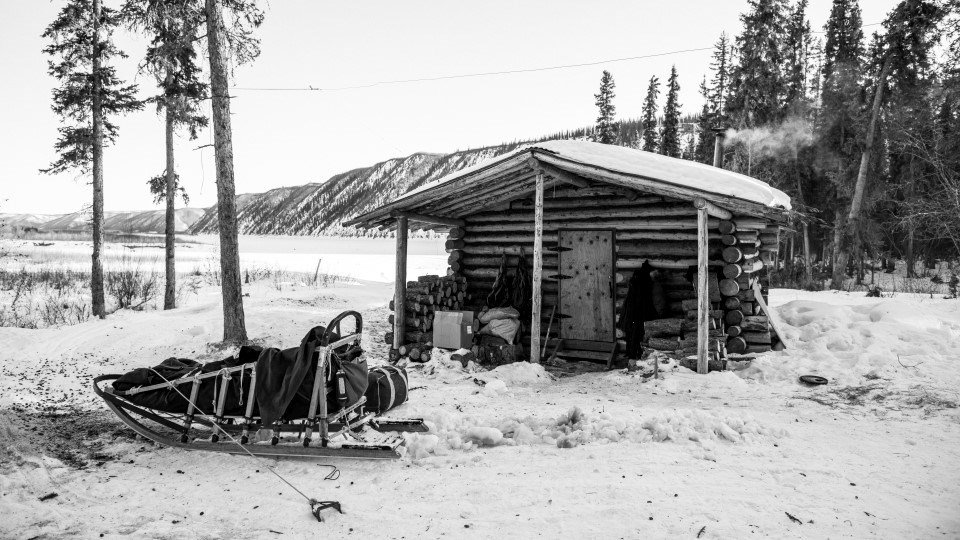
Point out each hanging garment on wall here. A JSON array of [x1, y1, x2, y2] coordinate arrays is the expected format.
[[510, 248, 531, 319], [617, 261, 656, 358], [486, 254, 511, 308]]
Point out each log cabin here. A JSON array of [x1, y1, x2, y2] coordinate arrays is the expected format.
[[344, 140, 791, 373]]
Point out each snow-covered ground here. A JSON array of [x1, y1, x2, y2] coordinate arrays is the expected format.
[[2, 276, 958, 539]]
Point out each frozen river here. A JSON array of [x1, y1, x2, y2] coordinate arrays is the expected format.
[[0, 234, 449, 283]]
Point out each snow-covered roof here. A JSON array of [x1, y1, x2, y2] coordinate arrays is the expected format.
[[346, 139, 791, 229]]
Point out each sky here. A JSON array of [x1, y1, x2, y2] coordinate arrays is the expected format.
[[0, 0, 900, 215]]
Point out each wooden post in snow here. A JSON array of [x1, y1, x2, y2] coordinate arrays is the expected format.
[[394, 215, 408, 350], [530, 168, 545, 363], [695, 198, 710, 374]]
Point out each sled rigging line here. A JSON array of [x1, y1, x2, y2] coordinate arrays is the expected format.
[[147, 367, 343, 522]]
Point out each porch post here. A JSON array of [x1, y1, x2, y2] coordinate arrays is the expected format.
[[695, 199, 709, 374], [394, 215, 408, 350], [530, 170, 544, 363]]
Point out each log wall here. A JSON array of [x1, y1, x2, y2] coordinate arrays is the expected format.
[[388, 188, 782, 363]]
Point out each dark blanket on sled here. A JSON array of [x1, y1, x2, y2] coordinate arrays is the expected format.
[[111, 326, 367, 426]]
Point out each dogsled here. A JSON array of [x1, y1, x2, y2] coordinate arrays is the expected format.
[[94, 311, 426, 459]]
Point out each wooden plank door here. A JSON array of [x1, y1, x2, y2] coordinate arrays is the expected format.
[[559, 230, 615, 342]]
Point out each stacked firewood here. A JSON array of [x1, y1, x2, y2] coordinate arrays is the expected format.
[[717, 218, 775, 354], [385, 273, 469, 362]]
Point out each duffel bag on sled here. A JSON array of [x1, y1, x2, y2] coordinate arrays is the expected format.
[[364, 365, 408, 414]]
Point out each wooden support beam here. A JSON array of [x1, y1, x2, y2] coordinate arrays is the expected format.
[[530, 170, 545, 363], [390, 210, 464, 228], [536, 161, 592, 189], [393, 216, 408, 349], [696, 204, 709, 374], [693, 197, 733, 220]]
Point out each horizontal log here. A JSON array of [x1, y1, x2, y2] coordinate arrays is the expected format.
[[644, 318, 684, 338], [466, 204, 698, 223], [742, 330, 771, 344], [510, 194, 664, 210], [648, 337, 679, 351], [445, 239, 465, 250], [740, 315, 769, 332], [726, 325, 742, 338], [465, 217, 719, 234], [746, 344, 772, 353], [718, 220, 737, 235], [686, 309, 723, 320]]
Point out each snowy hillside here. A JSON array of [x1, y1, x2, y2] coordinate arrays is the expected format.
[[188, 146, 527, 237]]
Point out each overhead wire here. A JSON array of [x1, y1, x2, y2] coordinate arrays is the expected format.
[[230, 22, 884, 94]]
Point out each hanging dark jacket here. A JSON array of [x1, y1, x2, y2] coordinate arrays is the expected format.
[[617, 262, 656, 358]]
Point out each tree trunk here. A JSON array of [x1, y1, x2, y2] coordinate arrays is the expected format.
[[206, 0, 247, 343], [163, 68, 176, 310], [832, 57, 893, 288], [802, 222, 812, 284], [91, 0, 106, 319]]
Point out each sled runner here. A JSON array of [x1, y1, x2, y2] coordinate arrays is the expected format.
[[94, 311, 427, 459]]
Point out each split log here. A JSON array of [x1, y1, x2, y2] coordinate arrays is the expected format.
[[741, 302, 754, 316], [736, 288, 756, 302], [723, 264, 742, 279], [723, 297, 741, 310], [740, 316, 769, 332], [722, 246, 743, 263], [724, 309, 744, 326], [719, 278, 740, 297], [643, 318, 684, 338], [726, 336, 747, 354], [681, 298, 699, 312]]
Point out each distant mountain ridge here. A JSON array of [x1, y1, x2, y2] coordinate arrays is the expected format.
[[0, 208, 205, 234], [5, 119, 667, 237]]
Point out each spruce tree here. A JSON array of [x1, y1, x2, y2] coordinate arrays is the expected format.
[[594, 70, 618, 144], [640, 75, 660, 152], [125, 0, 209, 310], [709, 32, 731, 125], [659, 66, 682, 158], [727, 0, 789, 127], [693, 76, 715, 164], [784, 0, 812, 110], [41, 0, 142, 318]]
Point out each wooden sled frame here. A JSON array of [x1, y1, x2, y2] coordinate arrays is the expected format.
[[93, 311, 427, 459]]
